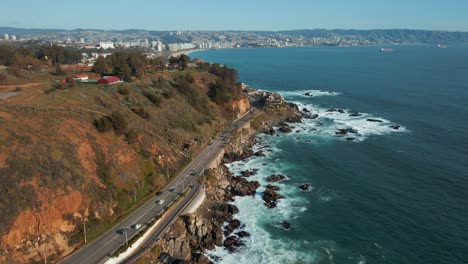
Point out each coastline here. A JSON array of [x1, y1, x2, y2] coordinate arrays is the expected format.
[[134, 91, 303, 263]]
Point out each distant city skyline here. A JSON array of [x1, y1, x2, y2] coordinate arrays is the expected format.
[[2, 0, 468, 32]]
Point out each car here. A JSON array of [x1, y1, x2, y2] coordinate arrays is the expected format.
[[131, 224, 142, 230], [156, 199, 165, 205]]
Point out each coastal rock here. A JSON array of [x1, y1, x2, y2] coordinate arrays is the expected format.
[[390, 125, 401, 130], [224, 236, 243, 252], [302, 108, 310, 113], [266, 174, 286, 182], [349, 113, 362, 117], [278, 122, 293, 133], [236, 231, 251, 238], [229, 176, 260, 196], [286, 115, 302, 123], [327, 108, 345, 113], [191, 253, 211, 264], [346, 137, 356, 141], [367, 118, 383, 123], [224, 219, 242, 236], [254, 150, 266, 157], [281, 221, 291, 230], [335, 128, 358, 135], [299, 184, 310, 191], [266, 184, 280, 191], [263, 188, 283, 208], [304, 92, 313, 97]]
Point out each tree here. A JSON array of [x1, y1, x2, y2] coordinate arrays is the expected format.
[[92, 56, 108, 77], [94, 116, 113, 132]]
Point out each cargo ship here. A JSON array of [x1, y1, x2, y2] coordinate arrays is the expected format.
[[380, 48, 393, 52]]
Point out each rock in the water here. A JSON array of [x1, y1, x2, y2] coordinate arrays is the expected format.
[[346, 137, 356, 141], [302, 108, 310, 113], [367, 118, 383, 123], [263, 188, 283, 208], [282, 221, 291, 230], [336, 128, 358, 135], [335, 129, 348, 135], [390, 125, 400, 130], [229, 176, 260, 196], [349, 113, 362, 117], [224, 236, 243, 252], [278, 122, 293, 133], [236, 231, 251, 238], [224, 219, 241, 236], [299, 184, 310, 191], [266, 174, 286, 182], [266, 184, 280, 191], [304, 92, 313, 96]]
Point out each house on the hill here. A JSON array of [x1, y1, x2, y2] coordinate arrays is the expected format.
[[98, 76, 122, 85]]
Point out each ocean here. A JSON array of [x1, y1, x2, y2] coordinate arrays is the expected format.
[[191, 45, 468, 264]]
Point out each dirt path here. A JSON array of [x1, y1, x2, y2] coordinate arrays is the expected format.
[[0, 82, 50, 91]]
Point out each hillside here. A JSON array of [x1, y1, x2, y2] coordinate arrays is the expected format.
[[0, 68, 249, 263]]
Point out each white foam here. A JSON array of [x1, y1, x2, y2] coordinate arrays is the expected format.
[[278, 89, 341, 98], [280, 101, 407, 142]]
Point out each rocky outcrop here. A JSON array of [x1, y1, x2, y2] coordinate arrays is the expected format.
[[278, 122, 293, 133], [390, 125, 401, 130], [367, 118, 383, 122], [335, 128, 358, 135], [263, 186, 283, 208], [299, 184, 310, 191], [266, 174, 286, 182]]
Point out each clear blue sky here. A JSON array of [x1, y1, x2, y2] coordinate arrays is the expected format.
[[2, 0, 468, 31]]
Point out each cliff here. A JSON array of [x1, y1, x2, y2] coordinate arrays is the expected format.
[[0, 70, 249, 263]]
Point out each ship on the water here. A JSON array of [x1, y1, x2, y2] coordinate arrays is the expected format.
[[380, 48, 394, 52], [437, 44, 448, 48]]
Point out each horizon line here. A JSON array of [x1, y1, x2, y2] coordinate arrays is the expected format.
[[1, 26, 468, 34]]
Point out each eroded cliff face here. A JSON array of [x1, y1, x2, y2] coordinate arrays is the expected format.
[[0, 71, 248, 263]]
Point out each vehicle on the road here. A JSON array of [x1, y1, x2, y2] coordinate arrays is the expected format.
[[131, 224, 142, 230], [116, 228, 127, 234], [156, 199, 165, 205]]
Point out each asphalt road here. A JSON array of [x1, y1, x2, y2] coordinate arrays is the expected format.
[[60, 108, 259, 264]]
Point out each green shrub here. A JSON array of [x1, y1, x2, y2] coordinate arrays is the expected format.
[[132, 106, 150, 119], [118, 87, 130, 95], [94, 116, 113, 132], [110, 111, 128, 134], [143, 92, 162, 106]]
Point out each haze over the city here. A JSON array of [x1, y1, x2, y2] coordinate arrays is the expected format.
[[2, 0, 468, 31]]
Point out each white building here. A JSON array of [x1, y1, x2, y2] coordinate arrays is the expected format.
[[98, 42, 115, 49], [3, 34, 9, 40], [11, 35, 16, 41]]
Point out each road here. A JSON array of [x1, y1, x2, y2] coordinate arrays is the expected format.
[[60, 108, 259, 264]]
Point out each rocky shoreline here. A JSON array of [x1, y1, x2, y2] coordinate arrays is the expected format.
[[138, 93, 302, 264]]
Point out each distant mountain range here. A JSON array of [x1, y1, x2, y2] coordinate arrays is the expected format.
[[1, 27, 468, 44]]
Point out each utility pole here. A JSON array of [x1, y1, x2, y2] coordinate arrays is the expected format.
[[133, 187, 137, 203], [83, 222, 87, 243]]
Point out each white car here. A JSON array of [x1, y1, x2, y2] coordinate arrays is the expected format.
[[156, 199, 165, 205], [132, 224, 142, 230]]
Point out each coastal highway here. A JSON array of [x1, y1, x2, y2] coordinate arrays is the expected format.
[[60, 108, 259, 264]]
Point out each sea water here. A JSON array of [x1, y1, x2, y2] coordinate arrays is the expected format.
[[191, 45, 468, 264]]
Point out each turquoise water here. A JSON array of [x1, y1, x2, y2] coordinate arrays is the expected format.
[[191, 46, 468, 264]]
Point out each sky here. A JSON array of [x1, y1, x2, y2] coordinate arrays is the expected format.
[[1, 0, 468, 32]]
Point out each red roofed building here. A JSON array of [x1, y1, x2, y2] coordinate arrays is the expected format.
[[98, 76, 122, 85]]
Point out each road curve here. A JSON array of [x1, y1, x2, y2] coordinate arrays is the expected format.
[[60, 108, 259, 264]]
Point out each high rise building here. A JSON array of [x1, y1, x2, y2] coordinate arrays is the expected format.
[[11, 35, 16, 40], [3, 34, 9, 40]]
